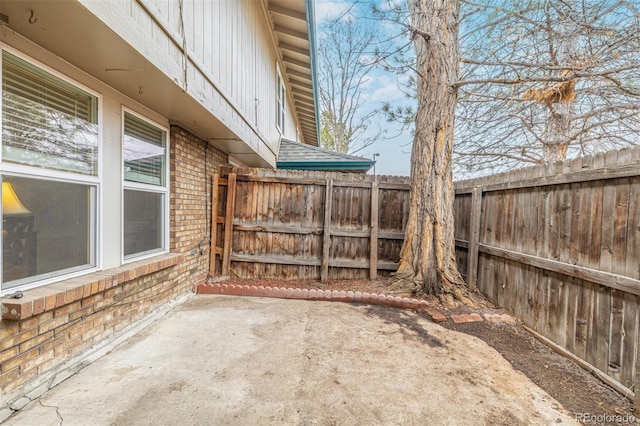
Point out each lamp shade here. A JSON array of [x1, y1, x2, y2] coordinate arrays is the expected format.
[[2, 182, 31, 216]]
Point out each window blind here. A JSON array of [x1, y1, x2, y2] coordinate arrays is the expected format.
[[2, 52, 99, 175], [123, 112, 166, 186]]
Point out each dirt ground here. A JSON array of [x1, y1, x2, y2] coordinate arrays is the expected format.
[[222, 277, 635, 425]]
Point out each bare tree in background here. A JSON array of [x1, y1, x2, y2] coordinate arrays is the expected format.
[[455, 0, 640, 175], [318, 14, 383, 154]]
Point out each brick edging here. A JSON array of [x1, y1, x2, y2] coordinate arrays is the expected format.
[[194, 283, 448, 323]]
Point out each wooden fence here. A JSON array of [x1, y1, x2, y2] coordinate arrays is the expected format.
[[453, 146, 640, 403], [209, 167, 411, 280]]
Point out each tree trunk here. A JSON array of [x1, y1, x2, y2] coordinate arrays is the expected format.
[[392, 0, 470, 306], [545, 103, 572, 161]]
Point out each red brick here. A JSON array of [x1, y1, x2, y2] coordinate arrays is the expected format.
[[451, 313, 483, 324], [401, 298, 413, 309], [390, 296, 404, 308], [195, 284, 216, 294], [346, 291, 355, 302], [308, 289, 321, 300], [226, 285, 242, 296], [241, 285, 259, 296], [426, 308, 447, 323], [290, 288, 308, 300], [369, 294, 380, 304], [354, 292, 363, 303], [408, 299, 421, 310], [271, 287, 287, 298]]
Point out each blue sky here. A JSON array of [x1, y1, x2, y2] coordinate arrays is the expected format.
[[314, 0, 414, 176]]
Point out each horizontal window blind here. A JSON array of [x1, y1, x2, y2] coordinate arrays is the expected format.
[[2, 52, 99, 175], [124, 112, 166, 186]]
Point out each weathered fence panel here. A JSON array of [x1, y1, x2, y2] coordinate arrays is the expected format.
[[454, 146, 640, 405], [210, 167, 410, 281]]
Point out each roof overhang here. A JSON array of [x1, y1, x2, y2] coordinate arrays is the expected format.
[[266, 0, 320, 147], [277, 139, 374, 173], [276, 161, 374, 172]]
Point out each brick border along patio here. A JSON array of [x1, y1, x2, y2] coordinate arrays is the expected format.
[[194, 283, 508, 325]]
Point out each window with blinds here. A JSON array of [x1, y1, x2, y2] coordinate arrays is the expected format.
[[123, 112, 166, 186], [2, 51, 98, 175]]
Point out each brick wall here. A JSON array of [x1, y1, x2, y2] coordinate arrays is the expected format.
[[0, 126, 228, 413]]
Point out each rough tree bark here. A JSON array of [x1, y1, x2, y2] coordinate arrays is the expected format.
[[391, 0, 471, 306]]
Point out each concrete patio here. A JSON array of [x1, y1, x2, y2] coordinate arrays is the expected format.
[[4, 295, 577, 425]]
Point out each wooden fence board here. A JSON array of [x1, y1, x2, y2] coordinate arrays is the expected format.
[[221, 172, 237, 276], [209, 173, 221, 275], [622, 292, 639, 389], [321, 180, 333, 281], [370, 182, 379, 279]]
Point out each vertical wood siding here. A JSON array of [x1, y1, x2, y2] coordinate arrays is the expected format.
[[82, 0, 301, 158]]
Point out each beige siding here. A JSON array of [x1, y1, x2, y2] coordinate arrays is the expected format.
[[78, 0, 305, 165]]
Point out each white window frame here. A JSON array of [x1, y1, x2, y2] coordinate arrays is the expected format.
[[121, 107, 170, 263], [276, 67, 285, 134], [0, 45, 102, 295]]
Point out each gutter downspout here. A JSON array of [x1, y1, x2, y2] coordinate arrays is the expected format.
[[305, 0, 321, 146]]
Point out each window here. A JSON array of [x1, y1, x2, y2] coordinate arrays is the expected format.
[[1, 50, 99, 290], [276, 70, 285, 133], [123, 110, 168, 260]]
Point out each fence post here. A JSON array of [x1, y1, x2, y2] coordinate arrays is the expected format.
[[221, 172, 237, 276], [209, 173, 220, 275], [369, 181, 379, 280], [635, 329, 640, 413], [321, 179, 333, 282], [467, 186, 483, 290]]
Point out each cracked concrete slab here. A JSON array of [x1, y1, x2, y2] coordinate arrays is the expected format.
[[4, 296, 578, 425]]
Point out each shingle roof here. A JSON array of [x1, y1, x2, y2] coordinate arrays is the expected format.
[[276, 139, 375, 172]]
